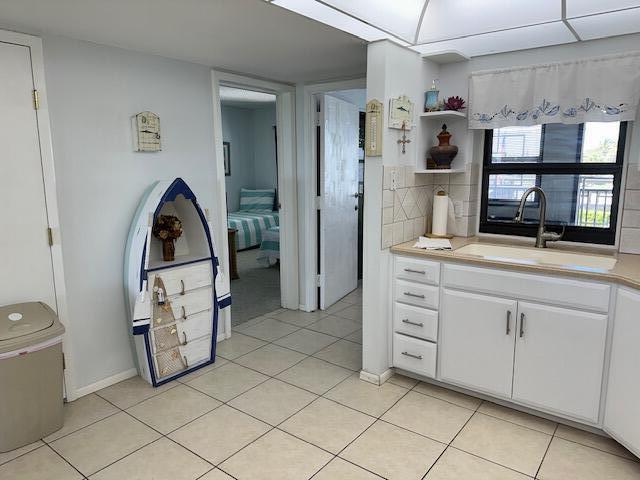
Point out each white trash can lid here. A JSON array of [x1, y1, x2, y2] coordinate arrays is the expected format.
[[0, 302, 56, 341]]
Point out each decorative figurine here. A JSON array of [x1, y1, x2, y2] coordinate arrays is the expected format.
[[424, 80, 440, 112], [428, 124, 459, 169], [444, 96, 466, 111]]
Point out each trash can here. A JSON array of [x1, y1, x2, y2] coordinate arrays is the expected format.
[[0, 302, 65, 452]]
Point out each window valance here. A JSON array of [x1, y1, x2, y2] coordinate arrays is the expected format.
[[468, 51, 640, 130]]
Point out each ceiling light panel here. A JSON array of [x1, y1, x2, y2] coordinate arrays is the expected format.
[[319, 0, 426, 42], [274, 0, 405, 43], [417, 0, 561, 44], [413, 22, 576, 58], [566, 0, 640, 17], [568, 8, 640, 40], [219, 87, 276, 103]]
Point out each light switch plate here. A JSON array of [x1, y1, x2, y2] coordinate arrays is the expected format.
[[453, 200, 463, 218]]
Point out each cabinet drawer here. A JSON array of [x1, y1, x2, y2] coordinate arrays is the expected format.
[[150, 309, 213, 354], [395, 257, 440, 285], [168, 287, 213, 319], [395, 279, 439, 309], [180, 335, 212, 368], [394, 303, 438, 341], [443, 263, 610, 312], [149, 262, 212, 297], [393, 333, 436, 378]]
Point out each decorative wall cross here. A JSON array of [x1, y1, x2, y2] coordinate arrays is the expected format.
[[397, 121, 411, 154]]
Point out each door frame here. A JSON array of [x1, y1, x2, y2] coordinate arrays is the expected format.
[[210, 70, 298, 336], [0, 30, 76, 399], [297, 78, 366, 311]]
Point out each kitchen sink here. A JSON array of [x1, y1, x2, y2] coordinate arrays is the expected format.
[[454, 243, 617, 272]]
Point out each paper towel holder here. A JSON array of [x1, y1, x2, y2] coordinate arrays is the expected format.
[[428, 190, 454, 239]]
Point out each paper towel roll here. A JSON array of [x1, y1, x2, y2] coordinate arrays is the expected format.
[[432, 191, 455, 236]]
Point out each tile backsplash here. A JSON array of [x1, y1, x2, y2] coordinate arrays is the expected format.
[[621, 163, 640, 254], [381, 164, 479, 249]]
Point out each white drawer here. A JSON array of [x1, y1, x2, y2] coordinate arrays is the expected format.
[[393, 333, 436, 378], [176, 310, 213, 344], [152, 335, 212, 380], [180, 335, 212, 369], [168, 287, 213, 319], [395, 257, 440, 285], [394, 302, 438, 341], [395, 279, 439, 309], [443, 263, 610, 312], [149, 262, 212, 297], [150, 309, 213, 353]]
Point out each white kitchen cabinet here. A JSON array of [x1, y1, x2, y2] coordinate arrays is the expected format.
[[512, 302, 607, 422], [440, 289, 517, 398], [604, 288, 640, 456]]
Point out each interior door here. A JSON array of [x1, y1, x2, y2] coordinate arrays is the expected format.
[[318, 94, 359, 309], [512, 302, 607, 422], [0, 41, 56, 309], [440, 289, 517, 398]]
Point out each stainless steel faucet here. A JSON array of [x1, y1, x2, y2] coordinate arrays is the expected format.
[[514, 186, 564, 248]]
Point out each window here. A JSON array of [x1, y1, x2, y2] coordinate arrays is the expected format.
[[480, 122, 626, 245]]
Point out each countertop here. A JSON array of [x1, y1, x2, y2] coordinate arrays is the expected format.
[[391, 236, 640, 290]]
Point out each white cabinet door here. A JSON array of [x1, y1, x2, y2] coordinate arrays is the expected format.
[[604, 288, 640, 457], [440, 289, 517, 398], [513, 302, 607, 422]]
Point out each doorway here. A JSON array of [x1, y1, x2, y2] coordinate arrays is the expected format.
[[211, 71, 298, 335], [315, 89, 366, 310], [220, 86, 281, 326]]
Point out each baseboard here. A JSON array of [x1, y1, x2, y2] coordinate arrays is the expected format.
[[359, 368, 394, 386], [70, 367, 138, 400]]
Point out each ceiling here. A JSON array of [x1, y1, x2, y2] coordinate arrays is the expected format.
[[0, 0, 367, 83], [220, 86, 276, 109], [265, 0, 640, 57]]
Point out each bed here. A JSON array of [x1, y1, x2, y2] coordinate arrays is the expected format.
[[256, 226, 280, 267], [227, 188, 279, 251]]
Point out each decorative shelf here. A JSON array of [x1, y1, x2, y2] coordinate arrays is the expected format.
[[420, 111, 466, 119], [148, 253, 212, 271], [421, 50, 470, 64], [414, 168, 465, 174]]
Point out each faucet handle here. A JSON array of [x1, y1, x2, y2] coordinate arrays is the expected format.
[[543, 225, 565, 243]]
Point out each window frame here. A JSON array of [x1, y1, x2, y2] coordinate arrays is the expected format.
[[479, 122, 627, 245]]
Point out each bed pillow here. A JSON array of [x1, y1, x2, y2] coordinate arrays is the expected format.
[[239, 188, 276, 212]]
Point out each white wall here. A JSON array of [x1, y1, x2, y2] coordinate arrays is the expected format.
[[362, 41, 431, 377], [253, 106, 278, 190], [222, 104, 277, 212], [43, 35, 219, 393], [222, 106, 256, 212]]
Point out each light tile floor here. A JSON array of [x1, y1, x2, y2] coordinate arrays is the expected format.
[[2, 288, 639, 479]]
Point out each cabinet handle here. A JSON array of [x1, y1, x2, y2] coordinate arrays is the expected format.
[[404, 292, 425, 299], [404, 268, 426, 275], [506, 310, 511, 335], [183, 355, 189, 368], [181, 306, 187, 320], [401, 351, 423, 360], [402, 318, 424, 327], [182, 332, 187, 345], [520, 313, 525, 338], [180, 280, 185, 295]]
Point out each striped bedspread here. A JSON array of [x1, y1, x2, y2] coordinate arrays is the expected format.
[[228, 211, 279, 251], [257, 226, 280, 267]]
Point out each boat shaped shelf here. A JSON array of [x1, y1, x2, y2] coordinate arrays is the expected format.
[[124, 178, 230, 386]]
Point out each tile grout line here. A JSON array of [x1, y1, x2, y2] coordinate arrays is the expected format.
[[534, 423, 559, 479]]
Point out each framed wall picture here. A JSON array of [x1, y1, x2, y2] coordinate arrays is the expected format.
[[223, 142, 231, 176]]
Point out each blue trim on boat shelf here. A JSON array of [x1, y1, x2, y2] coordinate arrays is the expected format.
[[218, 296, 232, 308], [143, 332, 158, 387], [133, 324, 149, 335], [140, 239, 147, 289], [154, 357, 217, 387], [146, 256, 213, 272]]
